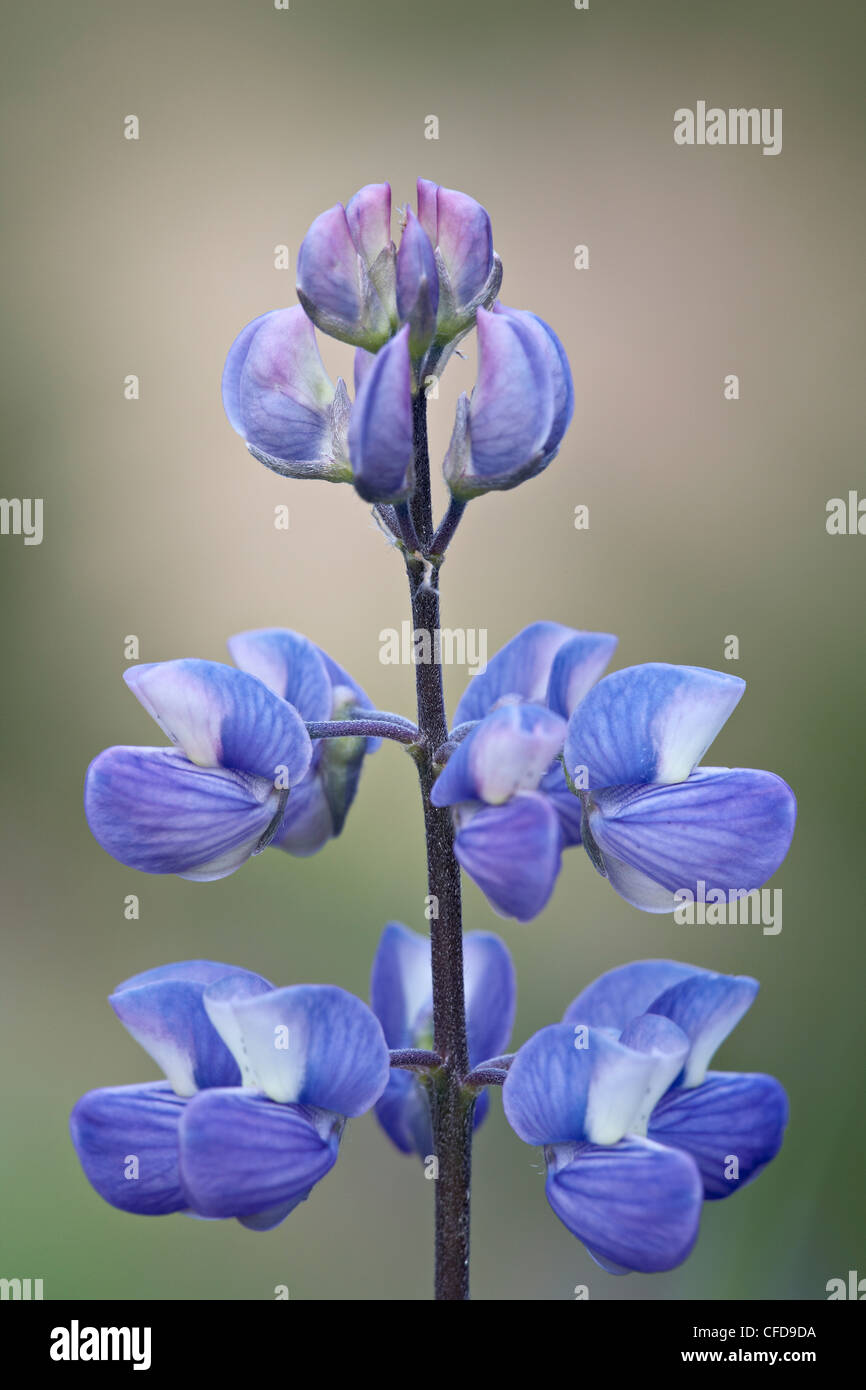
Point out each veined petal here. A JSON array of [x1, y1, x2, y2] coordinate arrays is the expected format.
[[431, 703, 566, 808], [296, 202, 391, 349], [617, 1014, 690, 1132], [503, 1023, 656, 1146], [203, 983, 390, 1115], [493, 304, 574, 462], [370, 922, 432, 1049], [454, 621, 579, 725], [454, 793, 562, 922], [110, 960, 273, 1095], [417, 179, 494, 308], [545, 1135, 703, 1273], [271, 771, 335, 856], [564, 664, 745, 790], [546, 632, 619, 720], [347, 324, 414, 503], [221, 307, 336, 462], [84, 746, 282, 878], [227, 629, 332, 722], [463, 932, 517, 1066], [643, 970, 759, 1088], [586, 767, 797, 912], [179, 1090, 339, 1222], [648, 1071, 788, 1198], [124, 659, 313, 784], [563, 959, 707, 1031], [345, 182, 392, 267], [70, 1082, 187, 1215], [396, 206, 438, 352], [465, 307, 555, 484]]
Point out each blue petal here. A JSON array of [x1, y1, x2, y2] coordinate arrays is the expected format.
[[110, 960, 273, 1094], [179, 1090, 340, 1221], [396, 206, 439, 349], [347, 325, 414, 503], [374, 1069, 434, 1158], [648, 1071, 788, 1199], [463, 932, 517, 1066], [345, 182, 393, 267], [546, 632, 619, 719], [494, 304, 574, 462], [503, 1023, 658, 1146], [85, 746, 283, 879], [221, 306, 335, 461], [370, 922, 432, 1049], [564, 664, 745, 790], [70, 1082, 187, 1215], [539, 760, 584, 847], [203, 983, 390, 1116], [642, 970, 759, 1087], [124, 659, 313, 784], [454, 793, 562, 922], [416, 179, 494, 308], [466, 308, 555, 483], [545, 1136, 703, 1273], [617, 1014, 690, 1131], [431, 703, 566, 808], [271, 770, 335, 855], [227, 629, 333, 722], [563, 960, 706, 1031], [454, 622, 579, 724], [587, 767, 797, 911]]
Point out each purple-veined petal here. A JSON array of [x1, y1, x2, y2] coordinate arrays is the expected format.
[[454, 792, 562, 922], [643, 969, 759, 1088], [84, 746, 283, 879], [563, 959, 707, 1031], [503, 1022, 657, 1146], [417, 179, 494, 308], [203, 983, 390, 1115], [648, 1071, 788, 1198], [463, 932, 517, 1066], [345, 182, 392, 267], [179, 1090, 339, 1221], [586, 767, 797, 912], [221, 307, 335, 462], [431, 703, 566, 808], [124, 659, 313, 785], [464, 307, 555, 484], [347, 324, 414, 503], [110, 960, 273, 1094], [227, 629, 332, 722], [296, 202, 393, 349], [564, 664, 746, 790], [271, 770, 334, 856], [545, 1135, 703, 1273], [454, 621, 580, 725], [70, 1082, 187, 1215], [494, 304, 574, 461], [396, 206, 439, 352], [546, 632, 619, 720]]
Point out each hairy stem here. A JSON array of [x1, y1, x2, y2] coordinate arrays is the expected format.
[[406, 389, 474, 1301]]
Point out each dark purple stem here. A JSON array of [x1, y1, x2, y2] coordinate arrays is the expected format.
[[305, 718, 421, 746], [389, 1048, 444, 1072], [430, 496, 466, 557]]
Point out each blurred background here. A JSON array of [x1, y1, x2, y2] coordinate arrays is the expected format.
[[1, 0, 864, 1301]]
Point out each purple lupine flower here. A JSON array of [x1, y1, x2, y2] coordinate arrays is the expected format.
[[431, 623, 618, 920], [84, 660, 312, 881], [84, 633, 376, 878], [296, 182, 397, 350], [444, 305, 574, 498], [503, 960, 788, 1273], [347, 325, 415, 503], [222, 305, 352, 482], [370, 923, 515, 1156], [227, 628, 380, 856], [563, 663, 797, 910], [395, 206, 439, 358], [70, 962, 390, 1231], [416, 178, 502, 348]]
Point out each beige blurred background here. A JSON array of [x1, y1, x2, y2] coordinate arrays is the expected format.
[[1, 0, 864, 1300]]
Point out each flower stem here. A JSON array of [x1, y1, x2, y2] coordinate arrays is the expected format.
[[406, 389, 474, 1302]]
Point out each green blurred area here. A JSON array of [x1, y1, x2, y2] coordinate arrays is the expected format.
[[1, 0, 864, 1299]]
